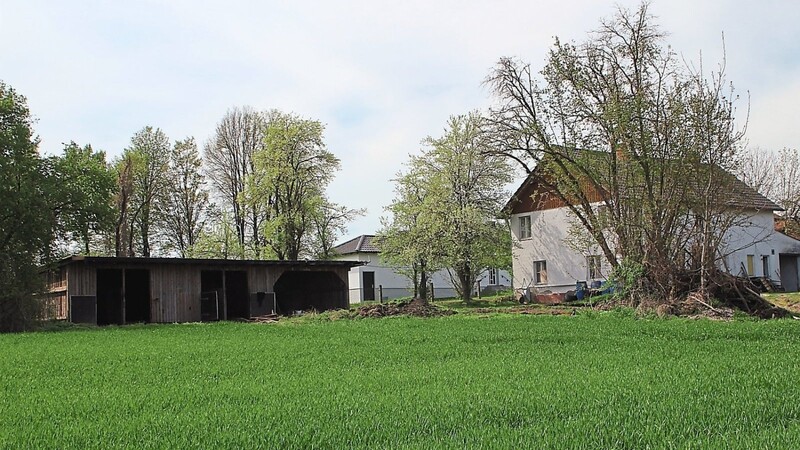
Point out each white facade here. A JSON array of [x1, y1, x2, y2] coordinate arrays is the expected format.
[[332, 244, 511, 304], [723, 211, 800, 288], [511, 205, 611, 295], [511, 206, 800, 295]]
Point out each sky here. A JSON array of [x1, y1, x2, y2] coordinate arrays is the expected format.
[[2, 0, 800, 242]]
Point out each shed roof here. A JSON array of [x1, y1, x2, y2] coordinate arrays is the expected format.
[[333, 235, 380, 255], [55, 255, 363, 269]]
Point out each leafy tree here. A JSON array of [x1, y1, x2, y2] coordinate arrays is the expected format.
[[0, 82, 49, 331], [162, 137, 211, 257], [48, 142, 116, 255], [485, 3, 749, 302], [246, 111, 343, 260], [380, 112, 511, 304], [124, 126, 171, 257], [190, 210, 244, 259], [308, 200, 365, 260], [379, 164, 443, 300]]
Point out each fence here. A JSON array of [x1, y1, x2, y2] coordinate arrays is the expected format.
[[348, 284, 459, 303]]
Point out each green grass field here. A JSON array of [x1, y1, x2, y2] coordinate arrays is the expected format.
[[2, 313, 800, 449]]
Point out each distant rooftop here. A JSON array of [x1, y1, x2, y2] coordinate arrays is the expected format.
[[333, 235, 380, 255]]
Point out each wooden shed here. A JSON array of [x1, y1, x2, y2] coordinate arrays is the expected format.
[[45, 256, 361, 325]]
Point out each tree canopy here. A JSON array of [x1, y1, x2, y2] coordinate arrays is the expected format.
[[381, 112, 511, 303], [246, 111, 352, 260], [486, 3, 750, 302]]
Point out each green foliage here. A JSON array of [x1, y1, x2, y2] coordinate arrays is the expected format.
[[48, 142, 117, 255], [0, 82, 49, 331], [120, 126, 171, 257], [162, 137, 211, 257], [608, 258, 645, 300], [2, 317, 800, 447], [189, 212, 248, 259], [379, 163, 442, 298], [246, 110, 353, 260], [381, 112, 511, 303]]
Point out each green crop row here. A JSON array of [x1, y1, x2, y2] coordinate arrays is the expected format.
[[1, 314, 799, 449]]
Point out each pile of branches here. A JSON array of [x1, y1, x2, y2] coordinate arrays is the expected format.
[[634, 270, 793, 319], [355, 298, 456, 318]]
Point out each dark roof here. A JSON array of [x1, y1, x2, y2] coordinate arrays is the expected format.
[[720, 170, 781, 211], [55, 255, 363, 269], [506, 153, 781, 213], [333, 235, 380, 255]]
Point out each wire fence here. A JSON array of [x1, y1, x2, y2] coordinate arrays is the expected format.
[[348, 285, 462, 303]]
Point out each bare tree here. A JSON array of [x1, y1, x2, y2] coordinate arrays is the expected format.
[[204, 107, 266, 258], [113, 155, 134, 257], [740, 147, 800, 236], [486, 2, 752, 302]]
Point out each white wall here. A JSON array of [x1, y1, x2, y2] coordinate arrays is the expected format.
[[511, 206, 611, 295], [334, 252, 511, 303], [723, 210, 800, 280], [512, 206, 800, 294]]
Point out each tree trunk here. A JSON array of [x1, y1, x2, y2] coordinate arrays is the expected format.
[[418, 260, 428, 300]]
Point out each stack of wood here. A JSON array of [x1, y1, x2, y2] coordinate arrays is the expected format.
[[246, 314, 280, 324]]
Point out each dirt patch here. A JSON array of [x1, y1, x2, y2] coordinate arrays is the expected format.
[[355, 298, 456, 318]]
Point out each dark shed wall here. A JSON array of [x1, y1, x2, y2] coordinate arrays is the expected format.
[[67, 265, 96, 297], [61, 259, 355, 323]]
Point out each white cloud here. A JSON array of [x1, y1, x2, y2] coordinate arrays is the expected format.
[[2, 0, 799, 241]]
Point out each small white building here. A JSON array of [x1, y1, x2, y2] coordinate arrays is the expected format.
[[507, 171, 800, 300], [332, 235, 511, 303]]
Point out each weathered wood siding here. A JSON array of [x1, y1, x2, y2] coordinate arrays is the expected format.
[[149, 265, 202, 323], [54, 258, 357, 324], [67, 264, 96, 297]]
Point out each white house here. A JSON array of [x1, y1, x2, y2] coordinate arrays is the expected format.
[[332, 235, 511, 303], [507, 170, 800, 301]]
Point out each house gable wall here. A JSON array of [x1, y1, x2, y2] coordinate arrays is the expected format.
[[512, 205, 610, 294]]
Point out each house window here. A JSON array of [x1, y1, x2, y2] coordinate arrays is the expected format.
[[534, 260, 548, 284], [587, 255, 602, 279], [762, 256, 770, 278], [596, 204, 610, 226], [519, 216, 532, 240], [746, 255, 755, 276], [488, 268, 498, 285]]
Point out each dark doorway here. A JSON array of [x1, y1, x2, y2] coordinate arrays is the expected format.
[[274, 271, 347, 314], [70, 296, 97, 324], [363, 271, 375, 301], [225, 271, 249, 319], [97, 269, 123, 325], [201, 270, 224, 321], [125, 269, 150, 323], [780, 255, 799, 292]]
